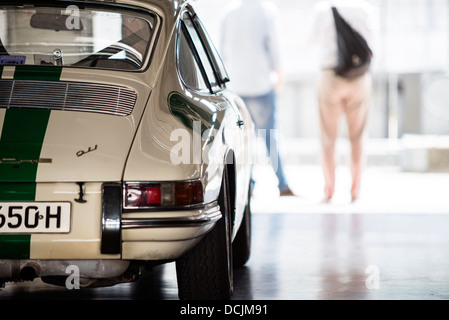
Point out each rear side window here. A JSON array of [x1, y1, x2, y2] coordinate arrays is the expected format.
[[177, 22, 209, 91], [177, 10, 229, 93], [182, 14, 219, 90]]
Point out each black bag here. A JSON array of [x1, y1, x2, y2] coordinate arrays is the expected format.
[[332, 6, 373, 79]]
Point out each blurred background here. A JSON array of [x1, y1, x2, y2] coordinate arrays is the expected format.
[[193, 0, 449, 212]]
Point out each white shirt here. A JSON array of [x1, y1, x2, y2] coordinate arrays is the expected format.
[[220, 0, 281, 97], [308, 0, 378, 70]]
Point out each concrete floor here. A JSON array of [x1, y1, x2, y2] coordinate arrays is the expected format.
[[1, 165, 449, 300]]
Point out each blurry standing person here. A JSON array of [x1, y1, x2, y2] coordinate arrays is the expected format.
[[308, 0, 378, 202], [220, 0, 295, 196]]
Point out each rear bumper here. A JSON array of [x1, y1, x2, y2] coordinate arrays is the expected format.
[[0, 204, 221, 285], [0, 182, 221, 261], [119, 203, 221, 260], [101, 183, 221, 259], [121, 207, 221, 229]]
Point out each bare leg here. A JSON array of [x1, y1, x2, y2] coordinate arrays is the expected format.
[[318, 85, 341, 201], [345, 80, 370, 201]]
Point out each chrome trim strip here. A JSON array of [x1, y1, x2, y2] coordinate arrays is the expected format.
[[0, 158, 52, 164], [121, 206, 221, 229]]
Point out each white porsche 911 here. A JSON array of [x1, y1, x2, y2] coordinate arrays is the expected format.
[[0, 0, 255, 300]]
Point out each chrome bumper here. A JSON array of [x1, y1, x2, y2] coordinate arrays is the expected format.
[[121, 206, 221, 229], [119, 204, 222, 260], [101, 183, 222, 259]]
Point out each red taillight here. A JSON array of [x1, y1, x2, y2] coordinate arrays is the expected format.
[[124, 181, 203, 209], [125, 183, 161, 207], [145, 186, 162, 206]]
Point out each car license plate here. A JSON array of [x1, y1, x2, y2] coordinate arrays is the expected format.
[[0, 202, 71, 233]]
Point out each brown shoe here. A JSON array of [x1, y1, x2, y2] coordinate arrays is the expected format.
[[280, 187, 295, 196]]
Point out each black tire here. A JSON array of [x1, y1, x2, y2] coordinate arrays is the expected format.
[[232, 188, 251, 268], [175, 167, 233, 300]]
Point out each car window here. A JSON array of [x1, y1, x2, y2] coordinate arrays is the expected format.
[[180, 11, 221, 92], [177, 22, 209, 91], [0, 4, 158, 71], [192, 16, 230, 86]]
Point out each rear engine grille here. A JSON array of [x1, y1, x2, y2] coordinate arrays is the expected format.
[[0, 80, 137, 116]]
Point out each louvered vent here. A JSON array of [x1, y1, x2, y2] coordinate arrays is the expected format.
[[0, 80, 137, 116]]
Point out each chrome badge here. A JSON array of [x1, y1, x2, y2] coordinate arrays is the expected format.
[[0, 158, 52, 164]]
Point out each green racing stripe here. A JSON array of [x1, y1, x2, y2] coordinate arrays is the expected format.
[[0, 66, 61, 259], [14, 65, 62, 81], [0, 108, 51, 184]]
